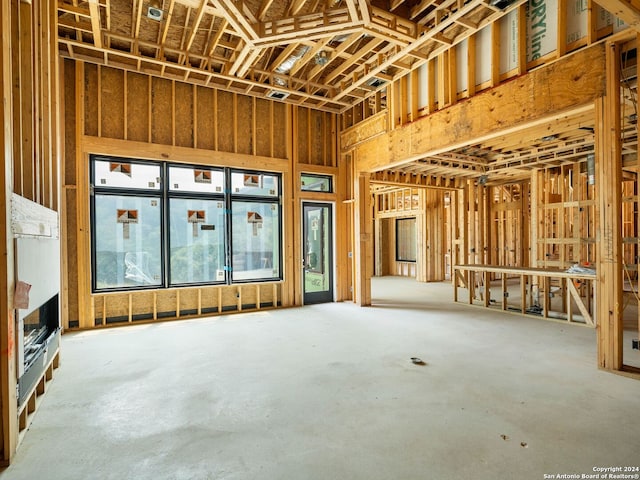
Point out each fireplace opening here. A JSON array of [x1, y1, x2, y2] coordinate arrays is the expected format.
[[23, 294, 59, 370], [18, 293, 60, 406]]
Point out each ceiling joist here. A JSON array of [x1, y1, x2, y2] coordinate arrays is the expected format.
[[57, 0, 527, 111]]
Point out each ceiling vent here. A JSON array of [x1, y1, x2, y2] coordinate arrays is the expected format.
[[266, 90, 290, 100], [147, 6, 163, 21]]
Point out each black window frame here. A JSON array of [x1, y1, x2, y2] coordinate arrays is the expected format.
[[300, 173, 333, 193], [229, 168, 283, 284], [166, 163, 227, 287], [90, 155, 283, 293], [90, 156, 166, 293]]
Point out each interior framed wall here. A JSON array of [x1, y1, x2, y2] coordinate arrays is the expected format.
[[61, 59, 346, 330]]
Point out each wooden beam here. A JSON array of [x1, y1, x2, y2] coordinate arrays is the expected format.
[[160, 0, 176, 47], [132, 0, 144, 40], [57, 2, 91, 18], [323, 37, 384, 83], [595, 40, 624, 370], [184, 0, 208, 52], [256, 8, 357, 46], [1, 0, 19, 465], [354, 172, 372, 305], [345, 0, 359, 21], [306, 33, 362, 81], [207, 18, 228, 57], [593, 0, 640, 31], [335, 0, 523, 102], [257, 0, 276, 21], [57, 38, 349, 111], [289, 38, 331, 76], [353, 44, 606, 172], [287, 0, 308, 16], [87, 0, 102, 49], [211, 0, 258, 42]]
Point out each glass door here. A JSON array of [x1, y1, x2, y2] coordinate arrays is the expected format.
[[302, 202, 333, 304]]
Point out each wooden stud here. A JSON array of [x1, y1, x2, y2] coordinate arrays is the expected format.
[[354, 172, 372, 306], [595, 41, 624, 371]]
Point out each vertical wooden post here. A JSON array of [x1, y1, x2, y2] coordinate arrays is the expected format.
[[354, 172, 372, 306], [637, 34, 640, 352], [416, 190, 427, 282], [0, 0, 18, 464], [75, 63, 91, 329], [521, 181, 530, 268], [336, 151, 351, 301], [374, 216, 382, 277], [531, 170, 540, 304], [595, 41, 623, 371]]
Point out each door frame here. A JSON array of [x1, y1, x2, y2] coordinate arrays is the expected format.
[[301, 201, 335, 305]]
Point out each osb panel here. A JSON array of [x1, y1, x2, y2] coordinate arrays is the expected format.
[[236, 94, 253, 155], [310, 110, 324, 166], [65, 189, 79, 325], [151, 77, 173, 145], [240, 285, 258, 305], [217, 90, 234, 153], [221, 287, 239, 307], [101, 68, 125, 140], [126, 72, 150, 143], [353, 104, 364, 124], [255, 98, 271, 157], [178, 289, 198, 313], [196, 87, 215, 150], [131, 291, 155, 315], [273, 102, 287, 159], [104, 293, 131, 318], [297, 107, 309, 163], [156, 290, 178, 315], [84, 63, 99, 137], [259, 284, 274, 304], [63, 59, 76, 186], [200, 287, 220, 311], [340, 111, 387, 151], [325, 115, 335, 167], [175, 82, 194, 148]]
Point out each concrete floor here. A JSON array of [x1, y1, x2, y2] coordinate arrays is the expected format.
[[3, 277, 640, 480]]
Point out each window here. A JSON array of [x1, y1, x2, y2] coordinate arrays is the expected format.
[[168, 165, 226, 286], [230, 169, 281, 282], [396, 218, 417, 262], [300, 174, 333, 193], [231, 201, 280, 281], [168, 198, 225, 285], [92, 159, 162, 290], [91, 156, 282, 292]]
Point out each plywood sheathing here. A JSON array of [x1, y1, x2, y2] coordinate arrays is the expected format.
[[62, 57, 342, 329], [352, 44, 606, 179]]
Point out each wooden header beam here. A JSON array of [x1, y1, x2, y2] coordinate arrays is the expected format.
[[353, 44, 607, 173]]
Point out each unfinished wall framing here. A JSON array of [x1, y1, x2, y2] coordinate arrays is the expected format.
[[342, 0, 622, 132], [533, 164, 596, 269], [62, 59, 343, 330], [373, 187, 448, 282], [341, 22, 640, 376], [1, 0, 60, 464]]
